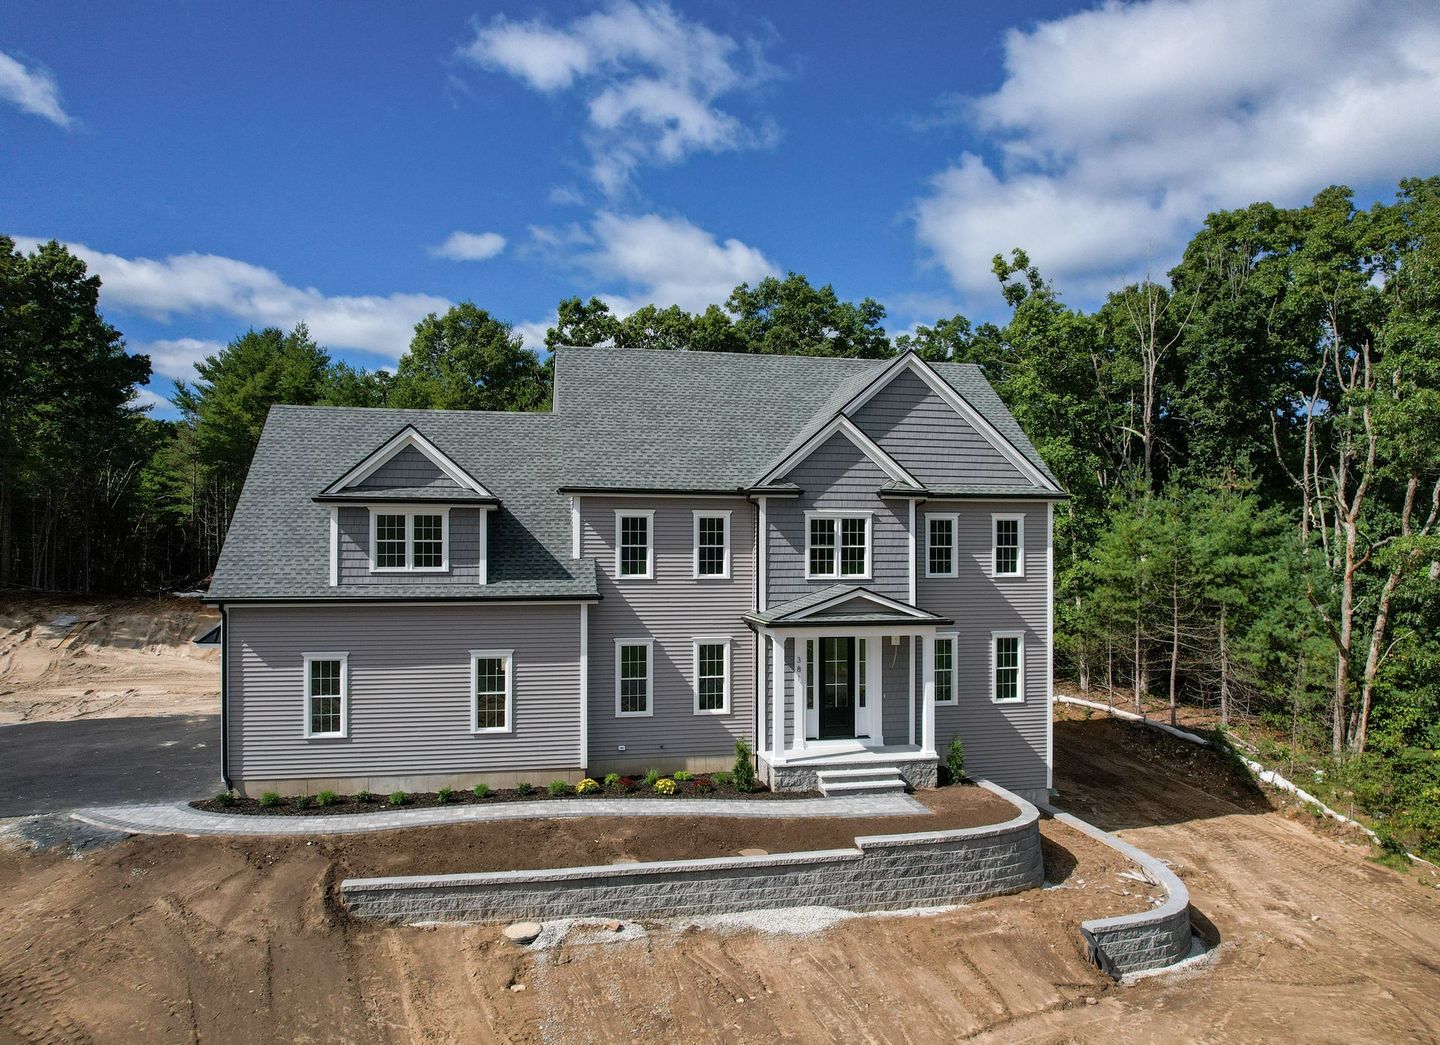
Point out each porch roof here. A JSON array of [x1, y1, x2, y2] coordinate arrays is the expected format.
[[743, 583, 952, 628]]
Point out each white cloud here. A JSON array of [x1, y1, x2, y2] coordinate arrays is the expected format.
[[915, 0, 1440, 300], [130, 387, 169, 412], [12, 236, 449, 360], [430, 230, 507, 261], [129, 337, 226, 383], [460, 1, 777, 194], [0, 51, 72, 127]]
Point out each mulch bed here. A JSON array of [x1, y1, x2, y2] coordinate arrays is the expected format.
[[191, 772, 819, 816]]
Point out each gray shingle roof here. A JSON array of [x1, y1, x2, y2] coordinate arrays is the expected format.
[[744, 584, 951, 627], [210, 347, 1059, 602]]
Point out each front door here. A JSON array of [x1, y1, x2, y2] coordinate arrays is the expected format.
[[819, 637, 856, 739]]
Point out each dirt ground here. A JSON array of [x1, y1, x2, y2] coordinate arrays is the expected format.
[[0, 597, 218, 724]]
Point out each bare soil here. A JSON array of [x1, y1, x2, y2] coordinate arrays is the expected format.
[[0, 596, 218, 724]]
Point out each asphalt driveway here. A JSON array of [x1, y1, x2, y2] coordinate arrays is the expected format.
[[0, 714, 221, 817]]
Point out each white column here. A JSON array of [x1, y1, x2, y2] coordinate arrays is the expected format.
[[770, 633, 786, 762], [793, 643, 807, 752], [578, 603, 589, 770], [921, 632, 936, 757], [908, 634, 916, 746]]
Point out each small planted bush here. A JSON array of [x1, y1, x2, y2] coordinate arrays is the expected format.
[[547, 779, 569, 797], [437, 786, 454, 804], [316, 790, 338, 807], [515, 781, 534, 796], [213, 791, 235, 808], [388, 790, 408, 806], [259, 791, 281, 808], [293, 794, 312, 810], [641, 768, 662, 788], [945, 735, 966, 785], [576, 778, 600, 795], [654, 778, 677, 795], [472, 783, 491, 799], [602, 772, 622, 788], [354, 789, 376, 804], [673, 770, 693, 782], [733, 740, 756, 792], [711, 770, 732, 788]]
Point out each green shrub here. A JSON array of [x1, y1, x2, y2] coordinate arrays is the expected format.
[[388, 790, 408, 806], [472, 783, 491, 799], [641, 768, 661, 788], [711, 770, 732, 788], [213, 791, 235, 808], [547, 779, 569, 797], [293, 794, 312, 810], [733, 740, 756, 792], [259, 791, 280, 808], [673, 770, 693, 782], [436, 786, 454, 803], [315, 790, 338, 807], [603, 772, 622, 787], [354, 789, 376, 803], [516, 781, 534, 796], [654, 778, 676, 795], [945, 735, 966, 784], [576, 777, 600, 794]]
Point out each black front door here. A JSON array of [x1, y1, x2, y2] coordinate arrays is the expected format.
[[819, 637, 856, 739]]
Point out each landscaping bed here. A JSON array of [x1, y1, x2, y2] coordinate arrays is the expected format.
[[191, 770, 817, 816]]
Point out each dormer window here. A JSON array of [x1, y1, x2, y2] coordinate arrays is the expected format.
[[370, 510, 449, 572]]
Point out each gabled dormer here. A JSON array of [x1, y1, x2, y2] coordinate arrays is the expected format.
[[313, 425, 497, 586]]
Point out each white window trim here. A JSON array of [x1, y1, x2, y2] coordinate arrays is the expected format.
[[302, 652, 349, 739], [368, 508, 451, 573], [991, 512, 1026, 578], [614, 509, 655, 580], [991, 630, 1026, 704], [926, 513, 959, 578], [469, 649, 514, 734], [692, 510, 732, 580], [614, 637, 655, 717], [935, 630, 958, 704], [692, 636, 732, 715], [804, 510, 873, 581]]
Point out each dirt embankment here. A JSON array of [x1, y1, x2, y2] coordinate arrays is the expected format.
[[0, 596, 218, 724]]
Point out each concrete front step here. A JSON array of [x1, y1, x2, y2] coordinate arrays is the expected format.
[[816, 766, 909, 796]]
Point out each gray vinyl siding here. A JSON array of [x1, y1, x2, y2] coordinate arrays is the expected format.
[[580, 497, 756, 763], [337, 506, 483, 585], [226, 604, 582, 780], [919, 502, 1050, 791], [355, 444, 458, 489], [767, 433, 909, 606], [765, 634, 914, 749], [852, 369, 1031, 487]]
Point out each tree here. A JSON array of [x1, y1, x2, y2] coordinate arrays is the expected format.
[[390, 303, 548, 412], [726, 273, 890, 357]]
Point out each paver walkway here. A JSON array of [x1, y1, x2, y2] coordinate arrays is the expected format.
[[72, 793, 931, 837]]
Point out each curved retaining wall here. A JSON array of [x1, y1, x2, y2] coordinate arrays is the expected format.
[[1038, 800, 1194, 977], [341, 780, 1043, 924]]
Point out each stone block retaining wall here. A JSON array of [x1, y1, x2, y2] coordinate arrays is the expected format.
[[342, 781, 1041, 923]]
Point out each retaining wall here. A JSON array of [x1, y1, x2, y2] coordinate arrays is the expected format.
[[341, 780, 1042, 923]]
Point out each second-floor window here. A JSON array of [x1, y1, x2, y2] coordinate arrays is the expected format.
[[806, 513, 870, 579], [371, 510, 447, 572], [992, 513, 1025, 577], [927, 514, 958, 577], [615, 510, 654, 579], [693, 511, 730, 578]]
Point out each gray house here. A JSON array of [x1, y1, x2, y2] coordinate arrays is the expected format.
[[207, 347, 1063, 803]]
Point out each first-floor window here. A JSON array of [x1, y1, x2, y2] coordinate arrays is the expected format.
[[694, 639, 730, 713], [304, 653, 348, 738], [471, 650, 513, 732], [993, 633, 1023, 702], [616, 640, 653, 716], [934, 635, 956, 703]]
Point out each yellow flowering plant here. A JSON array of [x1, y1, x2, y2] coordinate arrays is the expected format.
[[575, 778, 600, 794], [654, 778, 676, 795]]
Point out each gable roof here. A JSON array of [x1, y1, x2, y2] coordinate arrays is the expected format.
[[758, 414, 924, 489], [320, 425, 494, 498], [744, 584, 952, 627]]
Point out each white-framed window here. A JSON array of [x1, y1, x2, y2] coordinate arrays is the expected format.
[[303, 652, 348, 738], [692, 637, 731, 714], [934, 631, 958, 704], [692, 511, 731, 579], [615, 638, 654, 716], [805, 511, 871, 579], [369, 509, 449, 572], [992, 513, 1025, 577], [927, 513, 958, 577], [470, 649, 514, 733], [991, 631, 1025, 703], [615, 510, 655, 579]]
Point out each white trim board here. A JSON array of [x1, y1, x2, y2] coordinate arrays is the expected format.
[[324, 425, 493, 497]]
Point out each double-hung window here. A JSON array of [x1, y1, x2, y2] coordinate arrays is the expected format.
[[615, 639, 653, 716], [934, 633, 957, 704], [303, 652, 348, 738], [693, 511, 731, 579], [370, 510, 448, 572], [992, 632, 1024, 703], [927, 514, 958, 577], [992, 513, 1024, 577], [806, 512, 870, 579], [693, 637, 730, 714], [615, 510, 654, 579], [470, 650, 513, 733]]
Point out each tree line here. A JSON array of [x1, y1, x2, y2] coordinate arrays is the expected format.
[[3, 178, 1437, 848]]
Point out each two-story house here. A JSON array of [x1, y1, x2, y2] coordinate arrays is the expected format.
[[206, 347, 1063, 803]]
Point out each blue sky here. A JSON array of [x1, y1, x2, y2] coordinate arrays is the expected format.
[[5, 0, 1440, 416]]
